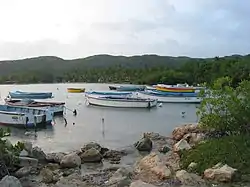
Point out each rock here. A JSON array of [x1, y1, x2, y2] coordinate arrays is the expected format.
[[46, 152, 66, 163], [15, 166, 32, 178], [80, 148, 102, 163], [204, 163, 237, 182], [19, 177, 48, 187], [40, 168, 54, 183], [130, 180, 156, 187], [0, 175, 22, 187], [165, 151, 180, 172], [183, 132, 205, 145], [55, 173, 86, 187], [22, 141, 33, 153], [81, 142, 102, 152], [187, 162, 198, 172], [0, 160, 9, 180], [173, 139, 191, 152], [176, 170, 206, 186], [107, 167, 132, 186], [135, 152, 172, 183], [134, 136, 153, 152], [103, 150, 125, 162], [158, 145, 170, 153], [172, 124, 200, 141], [31, 146, 46, 161], [46, 163, 60, 171], [19, 150, 29, 157], [18, 157, 38, 167], [60, 153, 81, 168]]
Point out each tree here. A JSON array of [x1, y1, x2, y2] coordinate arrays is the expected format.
[[197, 77, 250, 134]]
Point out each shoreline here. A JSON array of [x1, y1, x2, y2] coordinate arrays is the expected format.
[[0, 123, 246, 187]]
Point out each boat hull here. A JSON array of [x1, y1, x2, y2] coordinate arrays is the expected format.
[[142, 90, 198, 97], [0, 111, 47, 128], [9, 91, 53, 99], [67, 88, 85, 93], [86, 95, 157, 108], [5, 99, 65, 116], [138, 92, 202, 103], [156, 86, 195, 93], [109, 85, 146, 91], [85, 91, 132, 96]]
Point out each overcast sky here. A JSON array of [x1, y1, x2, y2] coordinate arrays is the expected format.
[[0, 0, 249, 60]]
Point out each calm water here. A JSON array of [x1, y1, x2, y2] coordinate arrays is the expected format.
[[0, 83, 199, 153]]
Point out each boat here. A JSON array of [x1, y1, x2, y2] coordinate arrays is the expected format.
[[0, 105, 53, 128], [5, 99, 65, 116], [138, 92, 202, 103], [108, 85, 146, 91], [9, 91, 53, 99], [67, 88, 85, 93], [85, 91, 132, 96], [155, 84, 195, 93], [141, 90, 198, 97], [86, 95, 157, 108]]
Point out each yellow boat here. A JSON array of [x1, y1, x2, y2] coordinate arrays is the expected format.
[[67, 88, 85, 93]]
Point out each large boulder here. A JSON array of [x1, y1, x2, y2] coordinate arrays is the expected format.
[[79, 148, 102, 163], [0, 176, 22, 187], [164, 151, 180, 172], [40, 168, 54, 184], [46, 152, 66, 163], [176, 170, 206, 186], [31, 146, 46, 161], [81, 142, 102, 152], [15, 166, 32, 178], [22, 141, 33, 153], [18, 157, 38, 167], [173, 139, 191, 152], [183, 132, 205, 145], [60, 153, 81, 168], [204, 163, 237, 182], [106, 167, 132, 186], [130, 180, 156, 187], [172, 124, 200, 141], [135, 152, 172, 183], [134, 135, 153, 152]]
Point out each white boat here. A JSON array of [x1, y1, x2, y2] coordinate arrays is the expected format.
[[5, 99, 65, 116], [0, 105, 53, 128], [137, 92, 202, 103], [86, 95, 157, 108]]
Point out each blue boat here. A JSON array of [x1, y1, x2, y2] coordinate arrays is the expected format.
[[109, 85, 146, 91], [85, 91, 132, 96], [9, 91, 53, 99], [141, 90, 199, 97]]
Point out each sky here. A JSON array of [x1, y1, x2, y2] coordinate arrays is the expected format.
[[0, 0, 249, 60]]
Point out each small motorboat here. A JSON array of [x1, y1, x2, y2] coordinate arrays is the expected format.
[[141, 90, 199, 97], [9, 91, 53, 99], [108, 85, 146, 91], [0, 105, 53, 128], [67, 88, 85, 93], [86, 95, 157, 108], [5, 99, 65, 116], [85, 91, 132, 96]]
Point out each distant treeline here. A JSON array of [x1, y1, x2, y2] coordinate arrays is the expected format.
[[0, 54, 249, 86]]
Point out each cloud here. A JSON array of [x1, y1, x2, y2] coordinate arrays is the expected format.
[[0, 0, 249, 59]]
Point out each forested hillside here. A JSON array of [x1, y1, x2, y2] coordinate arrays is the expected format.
[[0, 54, 249, 86]]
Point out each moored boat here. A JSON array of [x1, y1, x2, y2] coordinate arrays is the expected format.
[[5, 99, 65, 116], [108, 85, 146, 91], [0, 105, 53, 128], [156, 84, 195, 93], [138, 92, 202, 103], [86, 95, 157, 108], [67, 88, 85, 93], [9, 91, 53, 99], [141, 90, 198, 97], [85, 91, 132, 96]]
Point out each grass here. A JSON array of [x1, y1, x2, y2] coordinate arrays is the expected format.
[[180, 135, 250, 175]]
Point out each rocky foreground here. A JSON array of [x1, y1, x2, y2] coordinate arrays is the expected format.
[[0, 124, 240, 187]]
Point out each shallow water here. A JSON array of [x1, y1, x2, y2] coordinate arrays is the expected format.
[[0, 83, 199, 153]]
